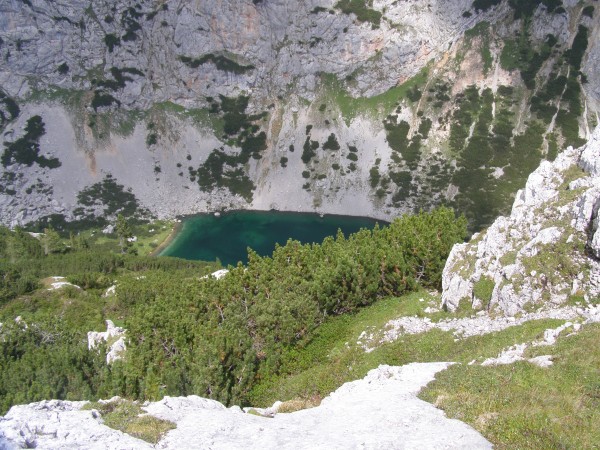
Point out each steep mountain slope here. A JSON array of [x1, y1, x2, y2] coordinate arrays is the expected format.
[[0, 0, 598, 231]]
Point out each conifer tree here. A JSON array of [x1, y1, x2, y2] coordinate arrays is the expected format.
[[115, 214, 133, 254], [42, 227, 64, 255]]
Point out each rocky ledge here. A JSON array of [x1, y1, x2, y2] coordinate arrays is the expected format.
[[442, 125, 600, 315], [0, 363, 491, 449]]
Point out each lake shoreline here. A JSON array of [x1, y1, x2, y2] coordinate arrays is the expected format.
[[161, 208, 391, 224], [150, 221, 183, 256]]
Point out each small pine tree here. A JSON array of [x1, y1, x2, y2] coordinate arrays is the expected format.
[[42, 227, 64, 255], [70, 232, 89, 250], [115, 214, 133, 254]]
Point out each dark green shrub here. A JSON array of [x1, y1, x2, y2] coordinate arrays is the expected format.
[[472, 0, 501, 12], [301, 137, 319, 164], [104, 34, 120, 53], [335, 0, 382, 26], [179, 54, 254, 74], [146, 133, 157, 146], [566, 25, 589, 71], [369, 166, 380, 188], [323, 133, 340, 151], [57, 62, 69, 74], [91, 91, 120, 110], [1, 116, 61, 169]]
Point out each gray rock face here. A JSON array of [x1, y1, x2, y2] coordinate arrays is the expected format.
[[0, 399, 151, 450], [0, 0, 596, 228], [0, 363, 491, 449], [442, 126, 600, 315], [362, 302, 600, 352], [0, 0, 478, 106]]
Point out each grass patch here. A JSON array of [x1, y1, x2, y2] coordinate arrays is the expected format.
[[473, 276, 494, 310], [277, 397, 320, 413], [82, 220, 175, 256], [421, 323, 600, 448], [249, 289, 563, 408], [83, 399, 175, 444], [152, 102, 224, 136], [320, 66, 430, 125]]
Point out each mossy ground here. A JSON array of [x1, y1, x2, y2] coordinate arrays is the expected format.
[[319, 66, 430, 125], [247, 282, 600, 448], [249, 290, 564, 409], [83, 399, 175, 444]]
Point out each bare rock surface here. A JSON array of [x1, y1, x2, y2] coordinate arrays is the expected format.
[[0, 400, 151, 450], [360, 303, 600, 352], [479, 321, 578, 367], [0, 363, 491, 449], [442, 126, 600, 315], [0, 0, 478, 104]]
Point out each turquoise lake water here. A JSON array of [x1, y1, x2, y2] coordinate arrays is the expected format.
[[160, 210, 384, 266]]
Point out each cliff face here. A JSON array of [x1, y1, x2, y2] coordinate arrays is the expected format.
[[0, 0, 476, 104], [442, 126, 600, 315], [0, 0, 598, 229]]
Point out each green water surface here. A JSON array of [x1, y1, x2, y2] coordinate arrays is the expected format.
[[160, 210, 384, 266]]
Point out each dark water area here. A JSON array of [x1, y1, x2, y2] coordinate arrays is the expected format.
[[160, 210, 385, 266]]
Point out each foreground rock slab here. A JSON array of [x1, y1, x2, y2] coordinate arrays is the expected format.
[[0, 363, 491, 449]]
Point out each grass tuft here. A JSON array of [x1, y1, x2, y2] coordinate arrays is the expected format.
[[83, 398, 175, 444]]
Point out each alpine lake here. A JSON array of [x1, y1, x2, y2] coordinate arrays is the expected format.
[[160, 210, 385, 266]]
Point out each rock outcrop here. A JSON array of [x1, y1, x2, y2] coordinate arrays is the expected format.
[[442, 126, 600, 315], [87, 320, 127, 364], [0, 363, 491, 449]]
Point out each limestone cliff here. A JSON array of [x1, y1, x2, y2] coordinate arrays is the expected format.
[[0, 0, 476, 104], [442, 125, 600, 315], [0, 0, 598, 229]]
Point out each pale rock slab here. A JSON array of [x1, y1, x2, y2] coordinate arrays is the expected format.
[[0, 364, 492, 449]]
